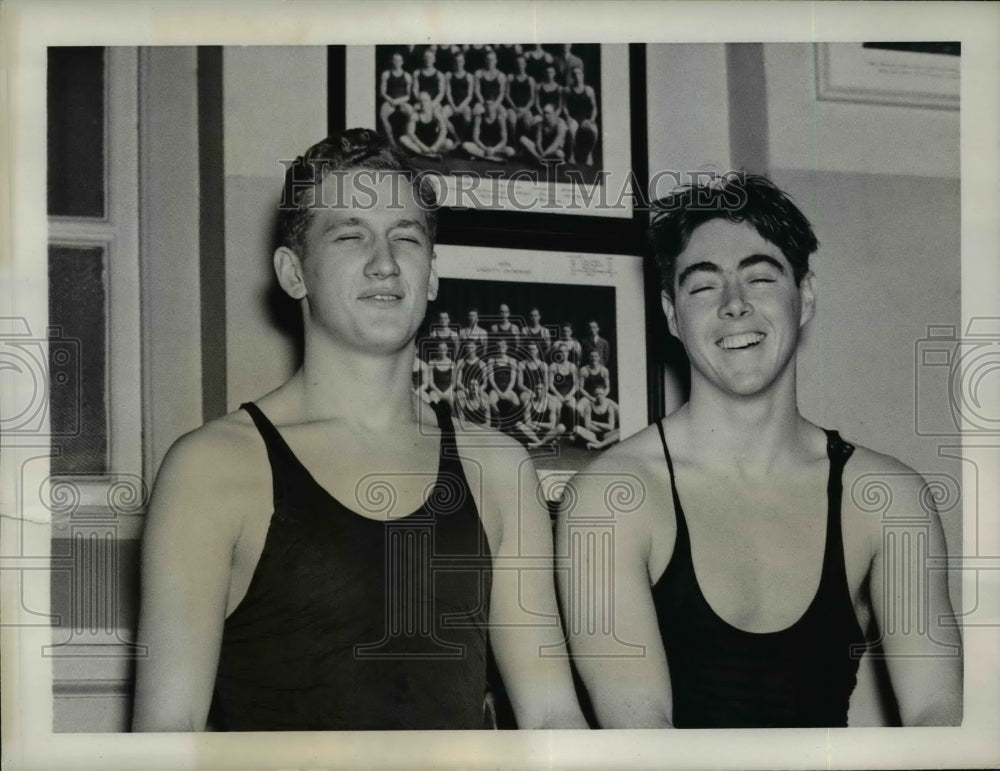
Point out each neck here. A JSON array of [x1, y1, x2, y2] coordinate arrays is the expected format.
[[297, 332, 417, 431], [682, 367, 809, 474]]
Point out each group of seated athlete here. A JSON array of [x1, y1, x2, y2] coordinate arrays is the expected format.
[[379, 43, 600, 165], [412, 305, 619, 450]]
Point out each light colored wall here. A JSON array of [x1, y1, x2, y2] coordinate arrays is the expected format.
[[763, 43, 959, 178], [757, 43, 962, 567], [139, 47, 204, 476], [645, 43, 731, 413], [222, 46, 328, 409]]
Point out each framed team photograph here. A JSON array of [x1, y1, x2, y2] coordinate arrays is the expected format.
[[334, 43, 648, 252], [420, 244, 647, 501]]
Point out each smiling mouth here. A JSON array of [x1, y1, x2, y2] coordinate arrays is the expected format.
[[717, 332, 766, 350], [360, 293, 402, 302]]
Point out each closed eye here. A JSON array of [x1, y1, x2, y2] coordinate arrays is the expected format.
[[689, 285, 718, 295]]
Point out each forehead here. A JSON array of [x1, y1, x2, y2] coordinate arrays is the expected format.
[[309, 169, 427, 227], [677, 219, 785, 270]]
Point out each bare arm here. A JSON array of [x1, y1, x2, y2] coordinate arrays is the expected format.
[[411, 69, 421, 101], [466, 435, 587, 728], [432, 72, 445, 106], [400, 73, 413, 105], [379, 70, 391, 103], [503, 76, 516, 109], [132, 429, 247, 731], [486, 358, 501, 392], [555, 448, 674, 727], [866, 459, 963, 725], [473, 70, 485, 104]]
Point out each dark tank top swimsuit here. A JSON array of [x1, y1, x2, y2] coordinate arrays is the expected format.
[[417, 69, 441, 100], [521, 361, 544, 392], [491, 358, 514, 391], [565, 86, 594, 122], [552, 367, 574, 396], [582, 367, 605, 394], [415, 114, 439, 147], [386, 71, 409, 100], [210, 402, 492, 730], [538, 84, 561, 111], [510, 75, 533, 108], [432, 362, 453, 391], [651, 423, 865, 728], [480, 116, 503, 148], [480, 72, 502, 103], [449, 73, 471, 105]]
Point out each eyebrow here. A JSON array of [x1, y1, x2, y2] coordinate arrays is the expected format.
[[391, 218, 428, 234], [320, 216, 427, 236], [677, 253, 786, 287]]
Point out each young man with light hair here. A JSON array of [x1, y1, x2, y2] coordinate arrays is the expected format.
[[134, 128, 586, 731]]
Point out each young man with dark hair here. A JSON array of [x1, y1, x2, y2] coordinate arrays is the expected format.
[[559, 173, 961, 728], [134, 128, 585, 732]]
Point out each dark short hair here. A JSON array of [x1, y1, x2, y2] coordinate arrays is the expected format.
[[278, 128, 438, 258], [650, 173, 818, 298]]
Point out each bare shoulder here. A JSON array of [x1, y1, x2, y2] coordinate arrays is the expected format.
[[157, 409, 262, 487], [575, 422, 667, 480], [839, 437, 939, 546], [562, 423, 675, 547], [148, 408, 269, 536], [451, 422, 533, 476]]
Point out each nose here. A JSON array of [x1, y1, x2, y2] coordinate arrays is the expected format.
[[364, 234, 400, 279], [718, 281, 753, 319]]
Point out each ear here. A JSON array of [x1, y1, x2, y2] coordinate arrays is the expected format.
[[661, 290, 679, 338], [426, 251, 439, 302], [274, 246, 307, 300], [798, 271, 816, 328]]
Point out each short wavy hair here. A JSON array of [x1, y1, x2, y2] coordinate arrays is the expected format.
[[650, 173, 818, 298], [278, 128, 439, 257]]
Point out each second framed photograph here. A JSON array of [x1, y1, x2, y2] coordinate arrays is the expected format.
[[414, 244, 647, 501]]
